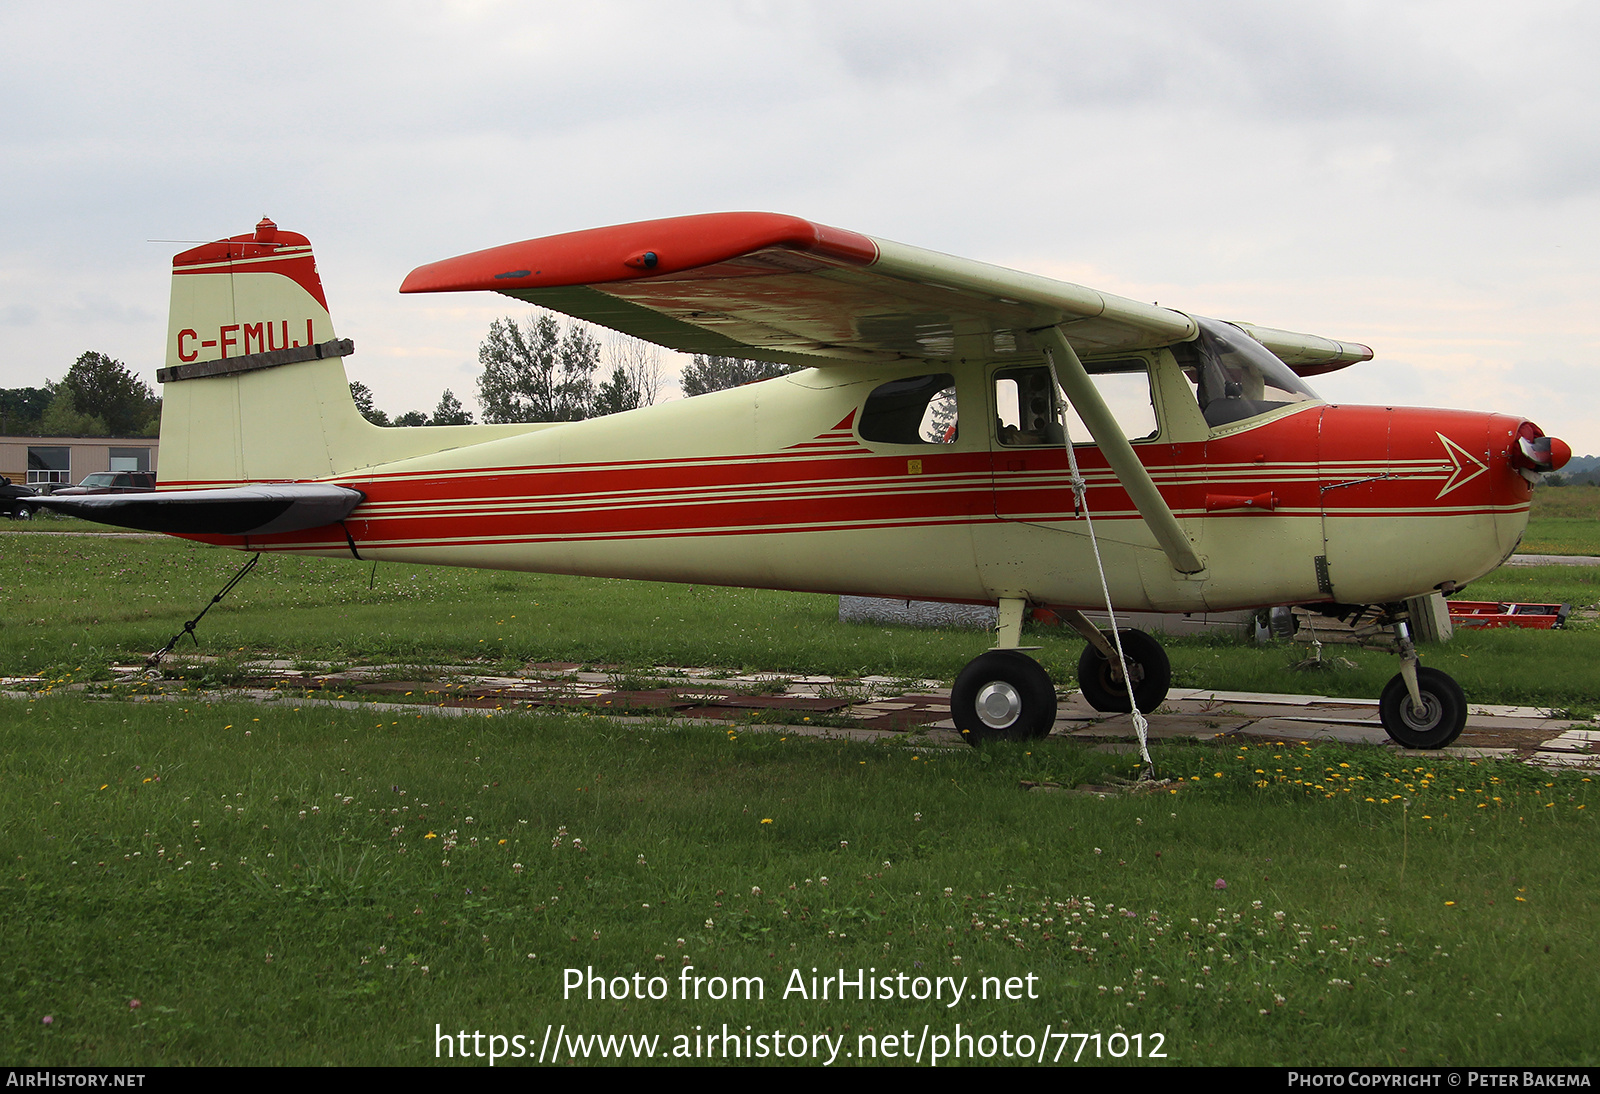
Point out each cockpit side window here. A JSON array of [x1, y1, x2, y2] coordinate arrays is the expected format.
[[859, 373, 958, 444], [994, 367, 1064, 447], [994, 361, 1158, 447], [1174, 318, 1321, 428]]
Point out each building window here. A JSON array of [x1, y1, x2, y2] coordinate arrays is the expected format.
[[109, 447, 151, 472], [27, 446, 70, 485]]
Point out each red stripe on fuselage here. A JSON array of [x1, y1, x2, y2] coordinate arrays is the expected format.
[[173, 404, 1527, 552]]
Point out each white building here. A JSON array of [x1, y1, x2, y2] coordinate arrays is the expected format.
[[0, 435, 159, 490]]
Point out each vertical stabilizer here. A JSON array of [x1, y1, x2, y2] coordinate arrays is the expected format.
[[157, 218, 370, 486]]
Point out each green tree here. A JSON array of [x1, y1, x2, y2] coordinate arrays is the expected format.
[[429, 389, 474, 426], [592, 366, 641, 417], [680, 354, 800, 397], [476, 312, 601, 423], [38, 386, 109, 437], [607, 334, 663, 408], [1, 387, 53, 435], [54, 352, 160, 435], [393, 410, 429, 427], [349, 381, 390, 426]]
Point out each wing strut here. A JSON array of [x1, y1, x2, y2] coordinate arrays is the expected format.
[[1035, 325, 1206, 575]]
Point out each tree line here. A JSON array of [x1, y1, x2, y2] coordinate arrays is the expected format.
[[472, 310, 798, 424], [3, 312, 800, 437], [359, 309, 799, 426], [1, 352, 160, 437]]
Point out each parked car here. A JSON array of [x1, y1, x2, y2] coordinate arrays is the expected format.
[[1, 476, 38, 519], [51, 471, 157, 496]]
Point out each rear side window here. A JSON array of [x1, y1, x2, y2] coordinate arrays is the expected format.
[[859, 374, 958, 444]]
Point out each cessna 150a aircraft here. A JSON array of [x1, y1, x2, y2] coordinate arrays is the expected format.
[[40, 214, 1572, 751]]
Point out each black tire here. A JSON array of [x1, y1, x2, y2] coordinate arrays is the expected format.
[[952, 650, 1057, 746], [1076, 628, 1171, 714], [1379, 667, 1467, 749]]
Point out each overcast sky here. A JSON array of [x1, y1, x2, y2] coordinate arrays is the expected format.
[[2, 1, 1596, 449]]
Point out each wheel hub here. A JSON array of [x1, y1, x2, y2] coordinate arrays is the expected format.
[[1402, 693, 1442, 730], [975, 681, 1022, 729]]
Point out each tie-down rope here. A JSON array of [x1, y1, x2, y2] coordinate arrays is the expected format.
[[1041, 350, 1155, 776]]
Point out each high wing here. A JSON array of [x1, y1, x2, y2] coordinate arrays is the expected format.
[[402, 212, 1373, 577], [32, 484, 365, 536], [400, 212, 1371, 373]]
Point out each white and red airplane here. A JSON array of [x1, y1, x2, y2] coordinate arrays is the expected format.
[[41, 214, 1571, 750]]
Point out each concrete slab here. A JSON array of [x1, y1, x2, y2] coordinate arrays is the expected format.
[[1463, 715, 1581, 731], [1067, 715, 1249, 740], [1172, 689, 1380, 708], [1467, 703, 1581, 718], [1506, 553, 1600, 567], [1532, 752, 1600, 769], [1236, 719, 1390, 745], [1272, 715, 1385, 728]]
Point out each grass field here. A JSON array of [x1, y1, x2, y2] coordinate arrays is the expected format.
[[3, 525, 1599, 1066], [5, 526, 1598, 715], [2, 697, 1595, 1067], [1522, 484, 1600, 555]]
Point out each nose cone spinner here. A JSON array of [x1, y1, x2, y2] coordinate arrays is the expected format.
[[1510, 422, 1571, 481]]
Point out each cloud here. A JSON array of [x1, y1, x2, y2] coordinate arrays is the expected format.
[[0, 1, 1593, 446]]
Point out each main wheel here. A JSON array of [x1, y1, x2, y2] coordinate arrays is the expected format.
[[1076, 628, 1171, 713], [1379, 667, 1467, 749], [952, 650, 1057, 746]]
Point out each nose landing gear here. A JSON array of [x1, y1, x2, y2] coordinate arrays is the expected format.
[[1379, 667, 1467, 750], [1378, 609, 1467, 749]]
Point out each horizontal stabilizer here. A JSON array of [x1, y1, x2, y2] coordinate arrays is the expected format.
[[33, 484, 365, 536]]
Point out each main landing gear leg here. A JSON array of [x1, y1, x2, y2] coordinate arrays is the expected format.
[[1057, 608, 1172, 715], [952, 598, 1058, 746], [1377, 607, 1467, 750]]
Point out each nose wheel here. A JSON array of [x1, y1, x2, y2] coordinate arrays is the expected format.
[[952, 650, 1058, 745], [1370, 606, 1468, 749], [1379, 666, 1467, 750]]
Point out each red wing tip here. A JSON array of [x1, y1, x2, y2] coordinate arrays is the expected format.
[[399, 212, 878, 295]]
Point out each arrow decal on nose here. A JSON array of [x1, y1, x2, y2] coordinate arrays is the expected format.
[[1435, 433, 1488, 498]]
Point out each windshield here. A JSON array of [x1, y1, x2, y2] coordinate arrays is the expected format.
[[1174, 317, 1321, 428]]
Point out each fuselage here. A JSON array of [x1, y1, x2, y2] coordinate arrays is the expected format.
[[173, 349, 1532, 614]]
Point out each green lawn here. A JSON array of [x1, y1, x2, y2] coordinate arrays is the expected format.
[[1523, 484, 1600, 555], [4, 530, 1598, 715], [4, 524, 1599, 1067], [2, 698, 1594, 1066]]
